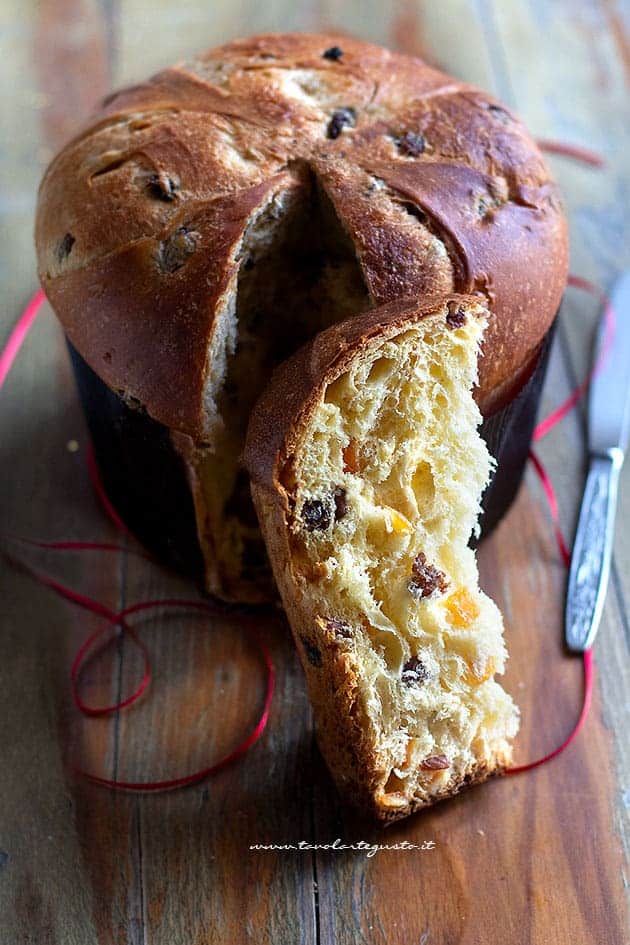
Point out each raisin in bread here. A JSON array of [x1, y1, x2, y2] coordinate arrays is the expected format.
[[245, 295, 519, 820], [35, 32, 568, 602]]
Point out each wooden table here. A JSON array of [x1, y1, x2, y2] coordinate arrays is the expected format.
[[1, 2, 629, 942]]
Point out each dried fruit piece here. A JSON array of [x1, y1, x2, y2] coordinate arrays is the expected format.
[[379, 791, 408, 809], [342, 439, 360, 474], [402, 201, 428, 224], [386, 507, 413, 535], [401, 656, 429, 685], [300, 636, 322, 667], [147, 172, 179, 201], [56, 232, 75, 263], [486, 102, 511, 124], [323, 45, 343, 60], [420, 755, 450, 771], [463, 657, 496, 686], [446, 301, 467, 328], [396, 131, 426, 157], [302, 499, 331, 531], [333, 487, 348, 521], [444, 588, 480, 627], [476, 193, 502, 220], [408, 552, 449, 599], [327, 107, 356, 139], [157, 226, 198, 273]]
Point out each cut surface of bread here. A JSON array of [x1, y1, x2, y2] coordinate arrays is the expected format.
[[172, 168, 371, 601], [245, 295, 519, 820]]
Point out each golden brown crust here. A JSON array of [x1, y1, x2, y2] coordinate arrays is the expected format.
[[36, 32, 567, 436], [244, 294, 509, 820]]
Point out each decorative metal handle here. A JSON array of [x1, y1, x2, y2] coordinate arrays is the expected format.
[[565, 450, 623, 652]]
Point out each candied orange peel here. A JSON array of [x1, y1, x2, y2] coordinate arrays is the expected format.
[[463, 656, 496, 686], [342, 439, 361, 474], [444, 588, 480, 627], [385, 507, 413, 535]]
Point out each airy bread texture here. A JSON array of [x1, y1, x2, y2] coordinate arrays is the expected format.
[[171, 174, 370, 599], [245, 295, 519, 820], [35, 32, 568, 601]]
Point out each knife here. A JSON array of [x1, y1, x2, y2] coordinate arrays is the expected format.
[[565, 272, 630, 652]]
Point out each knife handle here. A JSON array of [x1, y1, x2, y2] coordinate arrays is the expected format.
[[565, 450, 623, 652]]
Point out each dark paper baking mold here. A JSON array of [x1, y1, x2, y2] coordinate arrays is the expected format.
[[68, 318, 556, 581]]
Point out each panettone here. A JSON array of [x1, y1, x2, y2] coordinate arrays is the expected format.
[[35, 32, 568, 602], [244, 294, 519, 820]]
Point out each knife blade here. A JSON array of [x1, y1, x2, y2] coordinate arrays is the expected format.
[[565, 272, 630, 652]]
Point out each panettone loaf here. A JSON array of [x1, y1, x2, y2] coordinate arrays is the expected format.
[[244, 295, 519, 820], [35, 32, 568, 602]]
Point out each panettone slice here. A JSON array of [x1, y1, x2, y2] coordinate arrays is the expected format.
[[245, 294, 519, 820]]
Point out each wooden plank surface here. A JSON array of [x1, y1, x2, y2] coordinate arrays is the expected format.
[[1, 1, 629, 942]]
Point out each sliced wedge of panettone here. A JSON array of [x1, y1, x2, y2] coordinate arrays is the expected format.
[[245, 294, 519, 821]]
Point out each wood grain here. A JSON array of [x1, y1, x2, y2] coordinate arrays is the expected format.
[[0, 1, 629, 943], [487, 0, 630, 883], [33, 0, 111, 151]]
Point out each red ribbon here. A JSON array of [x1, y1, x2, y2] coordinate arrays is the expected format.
[[71, 598, 275, 790], [86, 445, 136, 538], [0, 288, 45, 386], [533, 275, 616, 442], [536, 139, 606, 168], [507, 650, 593, 775], [504, 261, 617, 773], [1, 291, 275, 791]]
